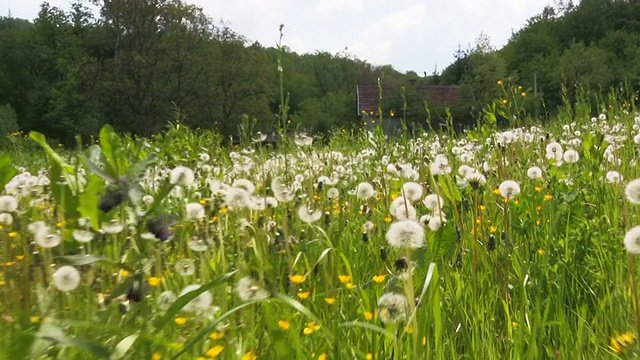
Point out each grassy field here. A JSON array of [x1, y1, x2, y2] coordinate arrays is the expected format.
[[1, 91, 640, 359]]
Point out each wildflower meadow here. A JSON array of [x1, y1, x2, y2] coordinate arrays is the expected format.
[[2, 87, 640, 359]]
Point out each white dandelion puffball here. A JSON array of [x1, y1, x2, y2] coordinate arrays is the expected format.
[[327, 187, 340, 199], [102, 220, 124, 234], [175, 258, 196, 276], [52, 265, 81, 292], [386, 220, 425, 249], [527, 166, 543, 179], [606, 171, 623, 184], [0, 195, 18, 212], [298, 205, 322, 223], [225, 187, 249, 210], [499, 180, 521, 199], [394, 203, 417, 220], [169, 166, 195, 187], [562, 149, 579, 163], [179, 284, 213, 313], [401, 182, 423, 202], [236, 277, 269, 302], [626, 178, 640, 204], [624, 226, 640, 254], [185, 202, 205, 220], [36, 233, 62, 248], [545, 142, 564, 163], [377, 293, 408, 324], [423, 194, 444, 211], [356, 182, 375, 200], [0, 212, 13, 225], [72, 229, 95, 243], [232, 179, 255, 195], [199, 153, 210, 162], [157, 290, 177, 310]]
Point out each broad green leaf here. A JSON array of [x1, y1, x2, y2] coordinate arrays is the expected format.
[[38, 333, 110, 358], [99, 124, 124, 178], [172, 302, 255, 359], [125, 152, 158, 184], [56, 255, 112, 266], [78, 174, 105, 230], [0, 154, 18, 191], [30, 131, 79, 195], [156, 270, 237, 330], [339, 321, 394, 338], [273, 293, 319, 322], [112, 334, 138, 360]]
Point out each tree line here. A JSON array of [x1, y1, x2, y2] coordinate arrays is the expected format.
[[1, 0, 639, 146]]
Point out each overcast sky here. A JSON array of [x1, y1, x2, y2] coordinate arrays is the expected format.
[[2, 0, 554, 74]]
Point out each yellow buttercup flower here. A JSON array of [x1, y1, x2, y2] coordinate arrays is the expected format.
[[346, 282, 356, 289], [206, 345, 224, 358], [147, 277, 162, 287], [209, 331, 224, 340], [338, 274, 351, 284], [277, 320, 290, 330], [324, 297, 337, 305], [364, 311, 374, 321], [372, 274, 386, 283], [174, 317, 187, 325], [289, 274, 306, 284], [242, 352, 257, 360], [297, 291, 311, 300]]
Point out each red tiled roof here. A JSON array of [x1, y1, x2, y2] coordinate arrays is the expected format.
[[357, 84, 463, 115]]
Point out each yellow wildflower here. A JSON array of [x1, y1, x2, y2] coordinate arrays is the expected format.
[[8, 232, 18, 238], [317, 354, 327, 360], [277, 320, 290, 330], [346, 282, 356, 289], [206, 345, 224, 358], [289, 274, 306, 284], [543, 194, 553, 201], [174, 317, 187, 325], [372, 274, 386, 283], [297, 291, 311, 300], [242, 352, 257, 360], [152, 353, 162, 360], [537, 249, 545, 255], [364, 311, 374, 321], [209, 331, 224, 340], [338, 275, 351, 284], [324, 297, 337, 305], [147, 277, 162, 287]]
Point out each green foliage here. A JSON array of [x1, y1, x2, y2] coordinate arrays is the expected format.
[[0, 104, 18, 148]]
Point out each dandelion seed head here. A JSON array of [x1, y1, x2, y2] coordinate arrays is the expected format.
[[236, 277, 269, 302], [423, 194, 444, 211], [356, 182, 375, 200], [527, 166, 543, 179], [377, 293, 408, 324], [179, 284, 213, 313], [606, 171, 623, 184], [186, 202, 205, 220], [52, 265, 81, 292], [626, 178, 640, 204], [385, 220, 425, 249], [169, 166, 195, 187], [499, 180, 521, 199], [0, 195, 18, 212], [401, 182, 423, 202]]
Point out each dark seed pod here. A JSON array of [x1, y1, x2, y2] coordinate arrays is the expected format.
[[316, 182, 323, 191], [455, 227, 462, 242], [146, 217, 171, 241], [487, 234, 496, 251], [126, 279, 149, 302], [362, 233, 369, 243], [455, 251, 463, 268], [501, 230, 508, 245], [99, 188, 127, 212], [395, 257, 408, 272], [379, 247, 387, 261]]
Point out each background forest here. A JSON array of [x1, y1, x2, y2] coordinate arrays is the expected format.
[[1, 0, 640, 146]]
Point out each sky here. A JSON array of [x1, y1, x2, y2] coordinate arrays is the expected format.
[[1, 0, 554, 74]]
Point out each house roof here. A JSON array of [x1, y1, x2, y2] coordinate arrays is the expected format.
[[356, 84, 463, 115]]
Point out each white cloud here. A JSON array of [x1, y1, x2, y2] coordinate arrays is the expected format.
[[349, 3, 428, 66], [288, 35, 306, 54], [310, 0, 364, 16]]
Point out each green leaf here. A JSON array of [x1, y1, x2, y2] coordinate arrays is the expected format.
[[30, 131, 79, 195], [99, 124, 125, 178], [339, 321, 394, 338], [171, 302, 256, 359], [0, 154, 18, 191], [77, 174, 105, 230], [39, 333, 110, 358], [125, 152, 158, 184], [156, 270, 237, 330], [273, 293, 319, 322], [112, 334, 138, 359], [56, 255, 112, 266]]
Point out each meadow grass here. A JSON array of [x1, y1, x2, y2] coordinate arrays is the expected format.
[[1, 92, 640, 359]]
